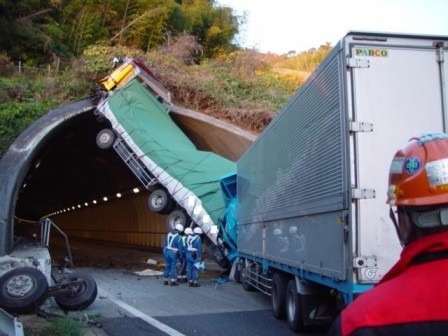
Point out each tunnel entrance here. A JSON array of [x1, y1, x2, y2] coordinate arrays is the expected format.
[[1, 96, 255, 258], [16, 111, 141, 220], [14, 108, 170, 254]]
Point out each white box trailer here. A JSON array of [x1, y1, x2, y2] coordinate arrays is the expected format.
[[230, 31, 448, 332]]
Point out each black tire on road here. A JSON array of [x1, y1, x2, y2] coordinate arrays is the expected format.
[[0, 267, 49, 314], [286, 279, 305, 332], [54, 272, 98, 311], [233, 264, 242, 284], [148, 188, 174, 214], [271, 273, 288, 320], [96, 128, 116, 149]]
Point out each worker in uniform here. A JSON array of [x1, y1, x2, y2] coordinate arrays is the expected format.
[[177, 227, 190, 283], [186, 227, 203, 287], [327, 133, 448, 336], [162, 223, 184, 286]]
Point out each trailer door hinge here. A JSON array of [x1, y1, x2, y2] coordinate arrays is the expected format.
[[350, 121, 373, 133], [352, 188, 375, 199], [347, 57, 370, 68], [353, 256, 377, 268]]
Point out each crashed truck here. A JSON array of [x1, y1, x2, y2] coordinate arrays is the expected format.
[[218, 31, 448, 332], [93, 58, 236, 267]]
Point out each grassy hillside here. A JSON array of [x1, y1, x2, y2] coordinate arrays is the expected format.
[[0, 40, 331, 158]]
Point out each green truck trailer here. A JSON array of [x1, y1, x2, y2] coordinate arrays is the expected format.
[[94, 59, 236, 267]]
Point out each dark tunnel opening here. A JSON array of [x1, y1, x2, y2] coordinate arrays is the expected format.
[[15, 111, 142, 222], [1, 98, 255, 262]]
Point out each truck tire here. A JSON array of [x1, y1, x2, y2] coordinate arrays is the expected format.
[[54, 272, 98, 311], [286, 279, 305, 332], [271, 273, 288, 319], [166, 209, 189, 231], [241, 268, 255, 292], [96, 128, 116, 149], [0, 267, 49, 314], [148, 188, 174, 214]]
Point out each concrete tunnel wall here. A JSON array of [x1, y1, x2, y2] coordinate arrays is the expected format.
[[54, 193, 168, 249], [0, 97, 256, 257]]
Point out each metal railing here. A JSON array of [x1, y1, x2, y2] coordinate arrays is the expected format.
[[40, 217, 73, 266], [113, 137, 158, 189]]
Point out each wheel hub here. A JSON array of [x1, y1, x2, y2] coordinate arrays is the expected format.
[[6, 275, 34, 298], [100, 133, 110, 143]]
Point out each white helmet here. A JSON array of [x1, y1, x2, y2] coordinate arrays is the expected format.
[[175, 224, 184, 232], [193, 227, 203, 235], [184, 227, 193, 235]]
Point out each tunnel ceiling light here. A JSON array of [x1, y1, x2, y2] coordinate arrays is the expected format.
[[93, 200, 97, 204], [72, 206, 75, 210], [84, 202, 88, 206], [116, 193, 122, 198], [133, 187, 140, 193], [77, 204, 81, 208], [103, 196, 108, 201]]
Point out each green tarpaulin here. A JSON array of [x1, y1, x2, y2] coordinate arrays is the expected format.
[[97, 79, 236, 238]]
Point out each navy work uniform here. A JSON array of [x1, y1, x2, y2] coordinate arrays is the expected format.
[[186, 227, 203, 287], [163, 224, 184, 286]]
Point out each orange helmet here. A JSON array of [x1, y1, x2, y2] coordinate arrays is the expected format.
[[387, 133, 448, 206]]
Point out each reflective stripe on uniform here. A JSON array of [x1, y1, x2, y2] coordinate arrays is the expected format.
[[187, 235, 199, 251], [166, 232, 179, 251]]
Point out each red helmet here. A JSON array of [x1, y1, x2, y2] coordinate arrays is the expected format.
[[387, 133, 448, 206]]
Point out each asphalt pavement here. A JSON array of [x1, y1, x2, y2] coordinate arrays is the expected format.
[[36, 238, 326, 336]]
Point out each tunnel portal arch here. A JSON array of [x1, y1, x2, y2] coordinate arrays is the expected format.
[[0, 98, 256, 257]]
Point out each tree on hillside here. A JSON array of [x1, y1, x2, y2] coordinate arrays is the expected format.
[[0, 0, 240, 64], [0, 0, 63, 63]]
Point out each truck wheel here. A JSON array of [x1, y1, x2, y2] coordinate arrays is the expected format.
[[0, 267, 49, 314], [241, 268, 254, 291], [96, 128, 115, 149], [271, 273, 288, 319], [286, 279, 305, 332], [148, 188, 174, 214], [166, 209, 189, 231], [54, 272, 97, 311]]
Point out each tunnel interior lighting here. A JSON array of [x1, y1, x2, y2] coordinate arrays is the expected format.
[[52, 186, 150, 217]]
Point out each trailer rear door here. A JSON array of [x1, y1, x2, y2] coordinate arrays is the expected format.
[[347, 33, 448, 283]]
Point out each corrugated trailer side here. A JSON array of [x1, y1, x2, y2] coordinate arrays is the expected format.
[[233, 31, 448, 332], [237, 38, 352, 283]]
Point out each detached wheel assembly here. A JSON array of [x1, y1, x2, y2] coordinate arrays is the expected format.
[[0, 267, 49, 314], [96, 128, 116, 149], [54, 272, 98, 311]]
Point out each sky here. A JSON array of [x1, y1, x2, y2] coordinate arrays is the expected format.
[[216, 0, 448, 54]]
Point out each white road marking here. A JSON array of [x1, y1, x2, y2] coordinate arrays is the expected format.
[[99, 288, 186, 336]]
